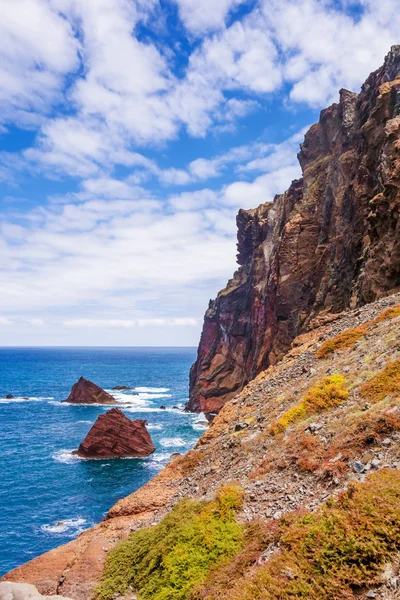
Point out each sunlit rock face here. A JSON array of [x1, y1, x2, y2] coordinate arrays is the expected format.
[[74, 408, 156, 459], [188, 46, 400, 414]]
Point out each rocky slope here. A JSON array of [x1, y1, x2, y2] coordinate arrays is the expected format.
[[74, 409, 155, 459], [188, 46, 400, 414], [63, 377, 116, 405], [3, 292, 400, 599]]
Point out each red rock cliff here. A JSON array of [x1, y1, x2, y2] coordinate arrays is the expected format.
[[188, 46, 400, 414]]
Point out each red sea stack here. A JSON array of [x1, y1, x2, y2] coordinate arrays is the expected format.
[[73, 408, 156, 458], [63, 376, 117, 405]]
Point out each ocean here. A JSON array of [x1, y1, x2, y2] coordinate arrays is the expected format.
[[0, 346, 201, 576]]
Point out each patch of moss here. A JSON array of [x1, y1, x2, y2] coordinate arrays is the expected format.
[[270, 375, 348, 435], [360, 359, 400, 403], [196, 469, 400, 600], [95, 486, 244, 600], [316, 326, 367, 358]]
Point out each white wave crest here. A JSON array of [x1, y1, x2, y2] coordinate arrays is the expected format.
[[159, 437, 186, 448], [146, 423, 164, 431], [41, 517, 88, 536], [0, 396, 53, 404], [52, 449, 82, 464], [134, 387, 170, 393]]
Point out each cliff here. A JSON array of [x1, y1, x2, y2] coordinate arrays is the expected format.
[[73, 409, 155, 459], [187, 46, 400, 414]]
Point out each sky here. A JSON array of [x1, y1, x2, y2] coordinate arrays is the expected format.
[[0, 0, 398, 347]]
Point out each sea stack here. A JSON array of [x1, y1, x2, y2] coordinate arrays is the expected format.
[[73, 408, 156, 458], [63, 376, 117, 405]]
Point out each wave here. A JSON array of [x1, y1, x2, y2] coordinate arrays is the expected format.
[[134, 387, 170, 393], [192, 412, 209, 431], [0, 396, 54, 404], [149, 452, 173, 462], [146, 423, 164, 431], [192, 422, 208, 431], [159, 437, 186, 448], [41, 517, 89, 537], [52, 449, 82, 464]]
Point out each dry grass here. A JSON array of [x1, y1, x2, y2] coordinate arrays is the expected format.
[[316, 326, 367, 358], [360, 359, 400, 403], [270, 375, 348, 435]]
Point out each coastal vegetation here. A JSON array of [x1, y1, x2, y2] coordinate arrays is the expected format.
[[270, 375, 349, 435], [96, 486, 244, 600], [194, 470, 400, 600]]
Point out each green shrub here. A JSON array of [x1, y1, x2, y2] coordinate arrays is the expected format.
[[197, 469, 400, 600], [96, 486, 244, 600]]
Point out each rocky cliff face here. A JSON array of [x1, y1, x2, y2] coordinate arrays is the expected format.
[[63, 377, 116, 405], [188, 46, 400, 414], [74, 408, 155, 458]]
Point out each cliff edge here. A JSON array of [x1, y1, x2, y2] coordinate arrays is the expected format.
[[187, 46, 400, 414]]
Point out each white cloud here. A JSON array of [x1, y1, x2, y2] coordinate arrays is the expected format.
[[0, 0, 79, 127], [262, 0, 400, 106], [30, 318, 44, 326], [173, 0, 248, 34], [0, 317, 12, 326]]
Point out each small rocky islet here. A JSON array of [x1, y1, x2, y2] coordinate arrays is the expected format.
[[73, 408, 155, 459]]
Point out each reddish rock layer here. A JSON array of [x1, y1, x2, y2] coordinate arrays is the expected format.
[[63, 377, 116, 405], [74, 408, 155, 458], [188, 46, 400, 414]]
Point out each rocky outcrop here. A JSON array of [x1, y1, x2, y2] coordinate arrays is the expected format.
[[188, 46, 400, 413], [63, 377, 116, 405], [73, 408, 155, 458], [0, 582, 73, 599]]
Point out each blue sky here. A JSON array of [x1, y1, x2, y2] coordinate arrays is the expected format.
[[0, 0, 398, 346]]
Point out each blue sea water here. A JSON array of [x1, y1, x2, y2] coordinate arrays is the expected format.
[[0, 346, 201, 576]]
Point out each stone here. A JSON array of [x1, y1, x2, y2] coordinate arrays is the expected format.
[[159, 405, 166, 410], [5, 394, 14, 399], [353, 461, 365, 473], [306, 423, 322, 433], [382, 438, 391, 446], [73, 408, 155, 459], [112, 385, 132, 390], [63, 377, 116, 405], [187, 46, 400, 413], [0, 582, 73, 599], [366, 591, 377, 598]]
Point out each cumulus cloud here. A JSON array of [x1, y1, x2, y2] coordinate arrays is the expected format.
[[173, 0, 248, 34], [0, 0, 79, 127]]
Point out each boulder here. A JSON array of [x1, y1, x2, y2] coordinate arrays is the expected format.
[[5, 394, 14, 399], [0, 582, 73, 599], [63, 377, 116, 405], [73, 408, 156, 458]]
